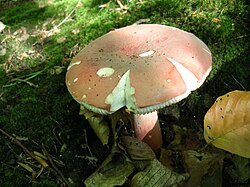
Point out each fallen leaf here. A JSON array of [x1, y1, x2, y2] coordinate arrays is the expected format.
[[18, 162, 34, 172], [48, 66, 65, 75], [119, 136, 155, 161], [182, 150, 224, 187], [12, 134, 28, 141], [57, 37, 66, 43], [212, 18, 220, 23], [158, 149, 174, 170], [0, 46, 6, 56], [131, 159, 188, 187], [84, 152, 134, 187], [226, 155, 250, 183], [72, 28, 80, 34], [80, 106, 110, 145], [18, 33, 30, 41], [17, 52, 29, 60], [204, 90, 250, 158], [0, 21, 6, 32]]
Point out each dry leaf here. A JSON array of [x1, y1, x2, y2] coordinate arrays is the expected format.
[[159, 149, 174, 170], [57, 37, 66, 43], [212, 18, 220, 23], [204, 90, 250, 158], [119, 136, 155, 161], [72, 28, 80, 35], [131, 159, 188, 187], [0, 47, 7, 56], [18, 33, 30, 41], [182, 150, 224, 187], [80, 106, 110, 145], [17, 52, 29, 60], [0, 21, 6, 32]]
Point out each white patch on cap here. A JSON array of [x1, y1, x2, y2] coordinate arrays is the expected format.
[[67, 61, 81, 71], [139, 50, 155, 57], [167, 57, 199, 92], [73, 78, 78, 83], [82, 95, 87, 99], [97, 67, 115, 77], [105, 70, 137, 113]]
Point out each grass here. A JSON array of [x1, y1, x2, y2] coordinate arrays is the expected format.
[[0, 0, 249, 186]]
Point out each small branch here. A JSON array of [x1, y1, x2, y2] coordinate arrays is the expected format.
[[0, 128, 36, 159], [3, 68, 46, 88], [42, 145, 72, 187], [0, 128, 71, 187], [232, 75, 246, 90], [48, 0, 81, 34]]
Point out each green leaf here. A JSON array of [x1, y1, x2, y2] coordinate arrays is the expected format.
[[18, 162, 34, 173], [80, 106, 110, 145], [119, 136, 155, 161], [131, 159, 188, 187], [84, 152, 134, 187], [227, 155, 250, 183]]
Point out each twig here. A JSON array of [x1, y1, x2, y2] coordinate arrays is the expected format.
[[232, 75, 246, 90], [48, 0, 81, 34], [82, 129, 97, 166], [42, 145, 72, 187], [3, 68, 46, 88], [0, 128, 71, 187], [0, 128, 36, 159]]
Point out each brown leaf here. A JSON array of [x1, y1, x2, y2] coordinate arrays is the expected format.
[[57, 37, 66, 43], [72, 28, 80, 35], [119, 136, 155, 161], [204, 90, 250, 158], [182, 150, 224, 187]]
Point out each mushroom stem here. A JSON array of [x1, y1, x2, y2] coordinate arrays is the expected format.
[[133, 111, 162, 151]]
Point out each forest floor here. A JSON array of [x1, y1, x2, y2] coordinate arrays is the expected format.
[[0, 0, 249, 186]]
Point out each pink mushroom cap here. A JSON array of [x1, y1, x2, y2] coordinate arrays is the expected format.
[[66, 24, 212, 115]]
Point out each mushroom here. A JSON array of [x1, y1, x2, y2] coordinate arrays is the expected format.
[[65, 24, 212, 151]]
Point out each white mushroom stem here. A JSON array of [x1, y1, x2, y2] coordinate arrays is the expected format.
[[133, 111, 163, 151]]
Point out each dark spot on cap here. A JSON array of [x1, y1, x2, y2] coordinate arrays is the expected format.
[[207, 125, 211, 130]]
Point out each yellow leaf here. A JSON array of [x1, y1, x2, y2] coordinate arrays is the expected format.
[[33, 151, 47, 160], [35, 156, 49, 168], [204, 90, 250, 158], [80, 106, 110, 145], [18, 162, 34, 173]]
